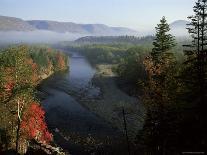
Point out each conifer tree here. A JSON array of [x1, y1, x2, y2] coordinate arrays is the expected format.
[[141, 17, 176, 154], [182, 0, 207, 150], [183, 0, 207, 108], [151, 16, 175, 63]]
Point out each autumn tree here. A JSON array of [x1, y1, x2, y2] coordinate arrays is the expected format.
[[20, 102, 52, 144], [0, 46, 38, 153], [0, 46, 68, 153]]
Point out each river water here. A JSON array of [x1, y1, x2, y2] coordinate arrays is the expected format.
[[37, 52, 126, 155]]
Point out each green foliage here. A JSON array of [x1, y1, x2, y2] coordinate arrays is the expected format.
[[115, 46, 150, 94], [30, 48, 49, 67]]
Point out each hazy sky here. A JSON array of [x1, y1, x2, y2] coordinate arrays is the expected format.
[[0, 0, 195, 31]]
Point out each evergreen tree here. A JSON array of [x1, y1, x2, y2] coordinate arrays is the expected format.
[[183, 0, 207, 108], [151, 16, 175, 63], [181, 0, 207, 150], [140, 17, 177, 154]]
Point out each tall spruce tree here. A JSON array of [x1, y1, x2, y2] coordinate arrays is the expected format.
[[182, 0, 207, 150], [151, 16, 175, 63]]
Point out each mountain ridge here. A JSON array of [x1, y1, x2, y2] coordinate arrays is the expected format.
[[0, 15, 35, 31], [0, 15, 190, 43], [0, 15, 190, 36], [0, 15, 138, 36]]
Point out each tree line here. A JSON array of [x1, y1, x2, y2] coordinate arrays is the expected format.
[[75, 35, 154, 45]]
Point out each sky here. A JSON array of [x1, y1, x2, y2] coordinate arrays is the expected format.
[[0, 0, 195, 31]]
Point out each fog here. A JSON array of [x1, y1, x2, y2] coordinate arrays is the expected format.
[[0, 29, 190, 45], [0, 30, 87, 44]]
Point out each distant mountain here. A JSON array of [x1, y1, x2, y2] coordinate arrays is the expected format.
[[27, 20, 87, 34], [0, 15, 138, 36], [27, 20, 138, 35], [0, 15, 35, 31], [0, 15, 191, 43], [170, 20, 190, 37], [170, 20, 189, 29], [80, 24, 137, 35]]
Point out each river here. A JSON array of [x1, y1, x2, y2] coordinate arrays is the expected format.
[[37, 51, 127, 155]]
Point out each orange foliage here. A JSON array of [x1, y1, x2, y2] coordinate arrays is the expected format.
[[26, 58, 39, 83], [56, 52, 65, 70]]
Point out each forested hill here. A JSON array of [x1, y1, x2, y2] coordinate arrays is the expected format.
[[74, 36, 155, 45], [0, 46, 68, 154]]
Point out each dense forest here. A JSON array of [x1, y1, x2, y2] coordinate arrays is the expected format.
[[0, 46, 68, 154]]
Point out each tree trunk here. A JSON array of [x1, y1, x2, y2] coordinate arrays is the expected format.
[[15, 118, 20, 153]]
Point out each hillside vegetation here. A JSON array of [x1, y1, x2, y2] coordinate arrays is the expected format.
[[0, 45, 68, 154]]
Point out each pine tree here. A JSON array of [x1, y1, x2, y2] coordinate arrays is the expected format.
[[182, 0, 207, 150], [151, 16, 176, 63], [141, 17, 177, 154]]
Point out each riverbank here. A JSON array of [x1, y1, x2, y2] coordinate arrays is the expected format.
[[38, 55, 132, 155], [82, 64, 145, 139]]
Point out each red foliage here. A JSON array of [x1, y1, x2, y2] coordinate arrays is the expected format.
[[21, 102, 52, 144], [4, 82, 14, 92], [2, 82, 15, 98]]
